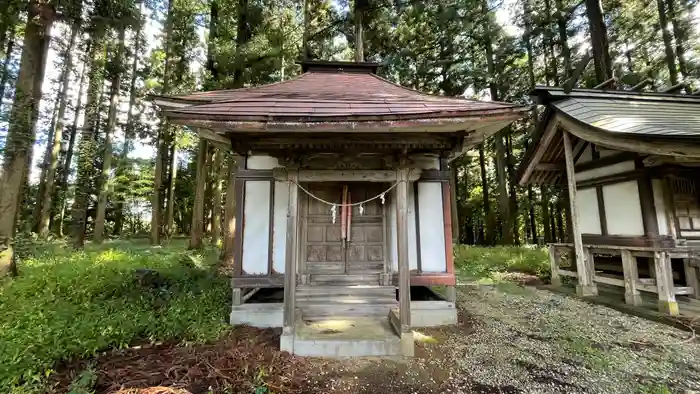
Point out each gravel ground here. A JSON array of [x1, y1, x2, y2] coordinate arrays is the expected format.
[[313, 283, 700, 394]]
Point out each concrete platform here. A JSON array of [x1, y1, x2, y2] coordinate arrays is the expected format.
[[230, 303, 283, 327], [281, 317, 402, 357], [411, 300, 458, 327]]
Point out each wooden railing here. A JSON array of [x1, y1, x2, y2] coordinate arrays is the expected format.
[[548, 243, 700, 316]]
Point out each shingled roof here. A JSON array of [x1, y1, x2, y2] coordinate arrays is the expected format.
[[154, 61, 527, 133]]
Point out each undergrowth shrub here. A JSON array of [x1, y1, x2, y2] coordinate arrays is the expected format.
[[454, 245, 550, 281], [0, 240, 230, 391]]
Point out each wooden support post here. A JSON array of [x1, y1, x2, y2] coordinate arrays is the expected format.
[[232, 288, 242, 306], [653, 251, 679, 316], [548, 245, 562, 286], [283, 170, 299, 335], [396, 167, 414, 356], [562, 130, 598, 297], [683, 258, 700, 299], [621, 249, 642, 306]]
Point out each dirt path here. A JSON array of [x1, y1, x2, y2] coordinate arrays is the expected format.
[[313, 283, 700, 394]]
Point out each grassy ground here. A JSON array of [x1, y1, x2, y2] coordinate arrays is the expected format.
[[0, 240, 230, 393], [453, 244, 550, 283]]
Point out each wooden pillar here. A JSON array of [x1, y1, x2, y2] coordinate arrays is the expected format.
[[653, 251, 679, 316], [548, 245, 562, 286], [562, 130, 598, 296], [684, 259, 700, 299], [222, 155, 239, 261], [282, 170, 299, 335], [396, 167, 414, 356], [621, 249, 642, 306]]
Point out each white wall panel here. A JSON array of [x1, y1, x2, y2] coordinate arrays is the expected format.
[[576, 188, 602, 234], [272, 181, 289, 274], [651, 179, 669, 236], [603, 181, 645, 236], [417, 182, 447, 272], [247, 155, 278, 170], [575, 161, 635, 182], [390, 183, 419, 272], [242, 181, 271, 275]]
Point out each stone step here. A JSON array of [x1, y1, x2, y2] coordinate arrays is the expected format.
[[300, 303, 396, 320], [296, 285, 395, 296], [309, 273, 381, 285]]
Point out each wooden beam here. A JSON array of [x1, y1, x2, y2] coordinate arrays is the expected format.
[[653, 251, 679, 316], [621, 249, 642, 306], [396, 168, 412, 333], [273, 168, 422, 183], [563, 130, 598, 296], [283, 170, 300, 333], [683, 259, 699, 298], [535, 163, 561, 171]]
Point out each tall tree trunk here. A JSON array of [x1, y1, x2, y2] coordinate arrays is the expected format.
[[543, 0, 560, 85], [549, 201, 557, 242], [656, 0, 679, 85], [354, 1, 364, 62], [0, 32, 15, 105], [165, 141, 177, 237], [152, 0, 174, 245], [114, 13, 142, 235], [665, 0, 689, 79], [482, 0, 511, 244], [506, 133, 518, 244], [56, 49, 88, 236], [584, 0, 613, 83], [190, 139, 208, 249], [478, 145, 494, 245], [302, 0, 310, 59], [211, 149, 222, 246], [37, 21, 80, 237], [206, 0, 219, 85], [541, 186, 552, 242], [94, 27, 126, 243], [0, 1, 54, 275], [71, 23, 107, 248], [554, 0, 572, 80], [32, 91, 61, 232], [556, 199, 565, 242], [232, 0, 249, 89]]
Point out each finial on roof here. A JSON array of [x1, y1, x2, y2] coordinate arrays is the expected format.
[[299, 60, 380, 74]]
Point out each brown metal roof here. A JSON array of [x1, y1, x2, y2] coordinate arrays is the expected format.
[[156, 62, 527, 124]]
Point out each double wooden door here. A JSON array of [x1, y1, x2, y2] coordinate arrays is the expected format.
[[301, 183, 387, 280]]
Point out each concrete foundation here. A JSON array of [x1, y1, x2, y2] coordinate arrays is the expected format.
[[410, 300, 458, 327], [625, 292, 643, 306], [230, 303, 283, 327], [576, 284, 599, 297], [285, 318, 402, 357], [658, 300, 680, 316]]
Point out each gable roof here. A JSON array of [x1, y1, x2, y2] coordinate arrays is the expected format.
[[153, 61, 528, 133], [518, 87, 700, 185]]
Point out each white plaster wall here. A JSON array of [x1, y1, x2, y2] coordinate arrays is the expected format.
[[390, 183, 419, 272], [602, 181, 645, 236], [651, 179, 669, 236], [272, 181, 289, 274], [417, 182, 447, 272], [681, 230, 700, 237], [247, 155, 279, 170], [576, 188, 602, 234], [575, 161, 635, 182], [412, 155, 441, 170], [242, 181, 271, 275]]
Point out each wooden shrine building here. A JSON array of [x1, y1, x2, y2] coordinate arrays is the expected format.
[[518, 86, 700, 317], [155, 61, 527, 356]]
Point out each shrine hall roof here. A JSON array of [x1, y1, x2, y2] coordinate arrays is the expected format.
[[154, 61, 527, 131]]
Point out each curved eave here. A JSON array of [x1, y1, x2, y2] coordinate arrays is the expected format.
[[165, 108, 527, 134]]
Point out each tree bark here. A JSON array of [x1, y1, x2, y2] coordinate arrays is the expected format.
[[0, 1, 54, 274], [32, 90, 61, 232], [232, 0, 249, 89], [506, 132, 518, 244], [94, 26, 126, 243], [71, 23, 107, 248], [354, 1, 364, 62], [211, 149, 222, 246], [665, 0, 689, 79], [190, 138, 208, 249], [165, 140, 177, 237], [656, 0, 679, 85], [542, 186, 552, 242], [584, 0, 613, 83], [554, 0, 572, 80], [543, 0, 560, 85], [56, 48, 88, 237], [37, 21, 80, 238], [478, 145, 494, 245], [114, 13, 142, 235]]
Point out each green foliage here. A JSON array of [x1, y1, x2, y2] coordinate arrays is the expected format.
[[454, 245, 550, 282], [67, 365, 97, 394], [0, 240, 230, 391]]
